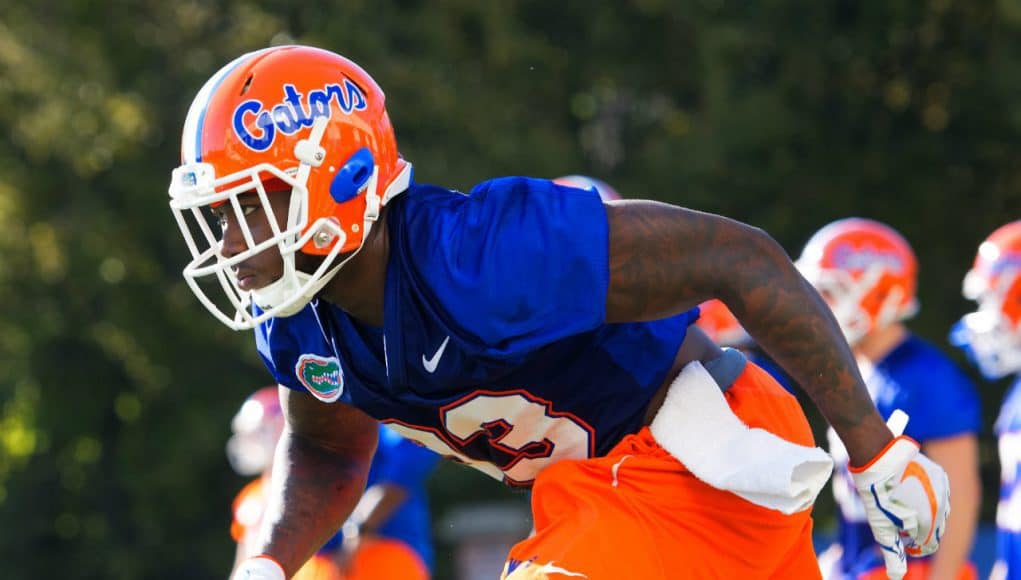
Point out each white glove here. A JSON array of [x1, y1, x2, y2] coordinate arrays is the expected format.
[[848, 410, 950, 580], [231, 556, 286, 580]]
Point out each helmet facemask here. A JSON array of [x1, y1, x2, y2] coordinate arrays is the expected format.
[[170, 46, 413, 330], [797, 218, 920, 348], [168, 115, 397, 330], [953, 269, 1021, 380], [799, 263, 918, 347]]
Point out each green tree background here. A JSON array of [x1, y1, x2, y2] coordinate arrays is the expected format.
[[0, 1, 1018, 578]]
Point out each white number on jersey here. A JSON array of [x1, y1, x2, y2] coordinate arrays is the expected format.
[[386, 391, 592, 485]]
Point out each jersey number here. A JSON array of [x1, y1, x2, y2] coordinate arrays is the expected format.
[[386, 391, 592, 486]]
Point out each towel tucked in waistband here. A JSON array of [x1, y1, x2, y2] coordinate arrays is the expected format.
[[649, 354, 834, 514]]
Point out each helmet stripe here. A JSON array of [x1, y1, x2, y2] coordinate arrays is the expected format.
[[181, 47, 278, 164]]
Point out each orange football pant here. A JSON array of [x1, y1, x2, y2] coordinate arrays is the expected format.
[[340, 537, 429, 580], [503, 362, 821, 579]]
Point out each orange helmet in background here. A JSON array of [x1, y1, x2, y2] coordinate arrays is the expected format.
[[952, 221, 1021, 379], [293, 555, 344, 580], [553, 175, 622, 201], [695, 299, 751, 347], [169, 45, 412, 329], [796, 218, 919, 346]]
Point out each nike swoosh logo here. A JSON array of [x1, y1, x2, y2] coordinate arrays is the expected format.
[[901, 460, 939, 555], [422, 336, 450, 373]]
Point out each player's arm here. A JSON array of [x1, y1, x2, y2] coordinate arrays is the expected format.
[[603, 200, 891, 464], [241, 387, 378, 577], [923, 434, 981, 580]]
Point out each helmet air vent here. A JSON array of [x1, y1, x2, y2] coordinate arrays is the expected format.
[[240, 74, 254, 96]]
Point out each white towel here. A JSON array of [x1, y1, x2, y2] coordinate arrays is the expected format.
[[650, 360, 834, 514]]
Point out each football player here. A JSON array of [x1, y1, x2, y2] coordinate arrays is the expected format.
[[797, 218, 981, 579], [168, 45, 950, 579], [951, 221, 1021, 580], [228, 387, 437, 579]]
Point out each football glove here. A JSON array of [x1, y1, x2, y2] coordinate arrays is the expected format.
[[848, 410, 950, 580]]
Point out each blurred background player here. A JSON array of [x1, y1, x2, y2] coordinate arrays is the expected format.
[[332, 424, 439, 580], [227, 386, 439, 579], [797, 218, 982, 579], [951, 221, 1021, 580]]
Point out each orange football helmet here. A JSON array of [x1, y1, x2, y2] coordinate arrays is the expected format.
[[695, 299, 750, 347], [226, 386, 284, 477], [952, 221, 1021, 379], [553, 175, 622, 201], [796, 218, 919, 346], [168, 46, 412, 329]]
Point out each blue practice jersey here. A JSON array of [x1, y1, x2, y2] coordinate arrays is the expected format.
[[995, 376, 1021, 577], [321, 424, 439, 569], [829, 334, 981, 576], [256, 177, 697, 487]]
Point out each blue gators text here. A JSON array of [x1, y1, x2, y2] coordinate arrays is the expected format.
[[232, 80, 367, 151]]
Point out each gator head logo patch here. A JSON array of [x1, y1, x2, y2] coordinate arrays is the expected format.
[[295, 354, 344, 402]]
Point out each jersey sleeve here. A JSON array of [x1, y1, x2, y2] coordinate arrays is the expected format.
[[254, 305, 341, 396], [903, 358, 982, 442], [396, 177, 609, 355], [255, 314, 307, 393]]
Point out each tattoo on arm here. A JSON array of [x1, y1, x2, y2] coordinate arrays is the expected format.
[[605, 200, 889, 462]]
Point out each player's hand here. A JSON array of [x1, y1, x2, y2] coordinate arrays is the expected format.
[[848, 410, 950, 580], [230, 556, 285, 580]]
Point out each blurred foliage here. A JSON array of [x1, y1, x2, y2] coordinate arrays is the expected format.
[[0, 0, 1019, 578]]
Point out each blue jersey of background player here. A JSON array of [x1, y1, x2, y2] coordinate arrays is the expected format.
[[951, 221, 1021, 580], [992, 380, 1021, 580], [325, 424, 438, 578], [824, 336, 981, 579], [798, 218, 982, 579]]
